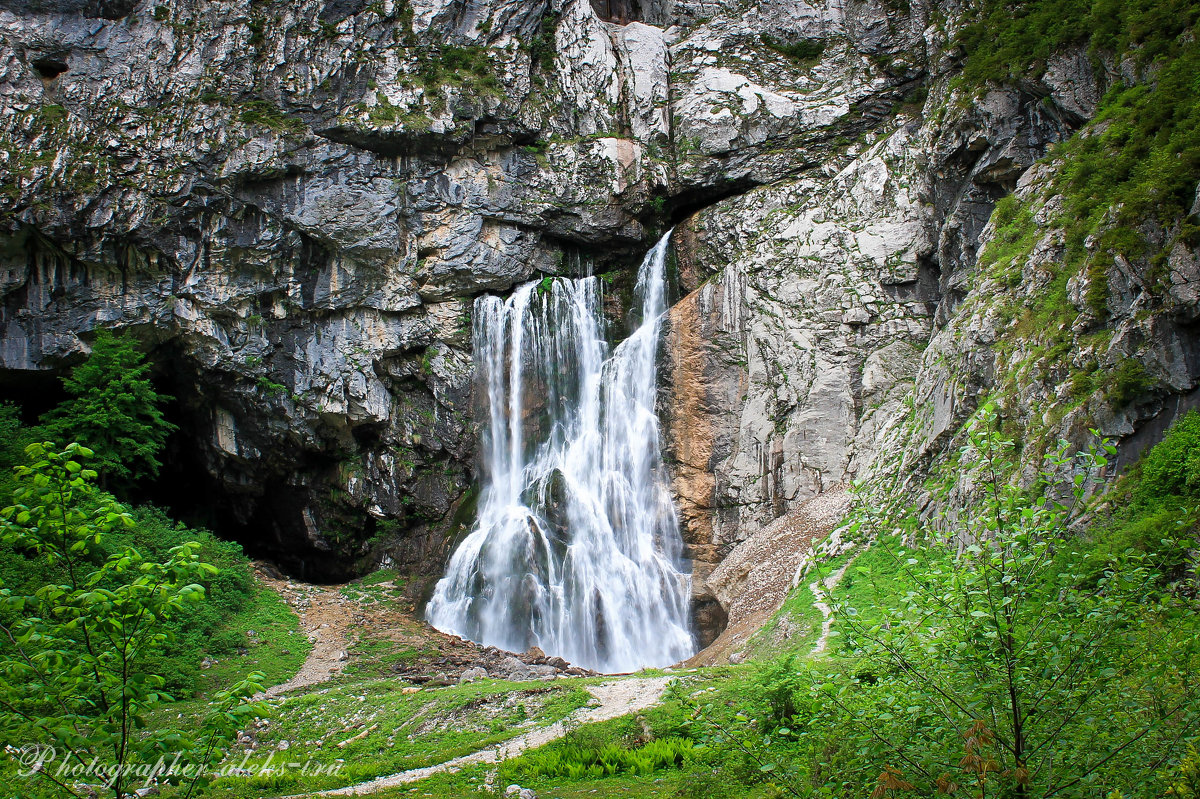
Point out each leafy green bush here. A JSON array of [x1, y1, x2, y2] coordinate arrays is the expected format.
[[528, 10, 561, 73], [1105, 358, 1155, 408], [116, 506, 256, 693], [1083, 409, 1200, 587], [1163, 744, 1200, 799], [2, 398, 262, 694], [1134, 409, 1200, 505], [0, 443, 265, 799], [0, 403, 37, 505]]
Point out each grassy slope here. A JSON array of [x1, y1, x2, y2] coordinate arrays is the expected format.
[[196, 677, 591, 798], [144, 566, 593, 798], [197, 583, 311, 693]]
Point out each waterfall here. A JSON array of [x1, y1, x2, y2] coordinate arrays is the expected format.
[[425, 232, 695, 673]]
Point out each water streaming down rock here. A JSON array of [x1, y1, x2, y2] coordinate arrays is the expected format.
[[426, 233, 695, 673]]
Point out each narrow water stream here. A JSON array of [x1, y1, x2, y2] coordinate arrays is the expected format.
[[426, 232, 695, 672]]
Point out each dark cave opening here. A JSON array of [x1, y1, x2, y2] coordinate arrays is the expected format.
[[0, 367, 66, 423], [30, 57, 68, 80], [663, 178, 762, 227], [0, 335, 357, 585], [590, 0, 642, 24], [140, 359, 362, 585], [0, 363, 296, 577]]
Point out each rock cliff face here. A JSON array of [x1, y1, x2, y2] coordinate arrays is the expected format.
[[662, 49, 1200, 585], [1, 0, 1196, 623]]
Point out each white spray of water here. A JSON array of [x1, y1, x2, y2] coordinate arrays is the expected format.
[[425, 233, 694, 673]]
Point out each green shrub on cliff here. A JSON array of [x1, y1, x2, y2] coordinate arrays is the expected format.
[[1134, 410, 1200, 506], [1089, 409, 1200, 585]]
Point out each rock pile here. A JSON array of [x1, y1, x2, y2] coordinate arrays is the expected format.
[[391, 639, 597, 684]]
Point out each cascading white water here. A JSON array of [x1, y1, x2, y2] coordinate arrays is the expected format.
[[425, 232, 695, 673]]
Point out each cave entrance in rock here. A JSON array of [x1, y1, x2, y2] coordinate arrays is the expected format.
[[125, 344, 352, 585], [0, 368, 66, 423], [590, 0, 643, 24]]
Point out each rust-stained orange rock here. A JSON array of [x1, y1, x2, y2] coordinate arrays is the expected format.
[[665, 290, 718, 561]]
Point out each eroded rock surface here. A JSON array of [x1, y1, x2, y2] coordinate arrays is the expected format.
[[0, 0, 928, 581], [3, 0, 1197, 643]]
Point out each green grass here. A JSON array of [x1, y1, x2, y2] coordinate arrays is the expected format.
[[197, 678, 591, 797], [198, 584, 310, 692], [339, 568, 406, 603], [343, 635, 425, 677], [238, 100, 306, 134], [368, 765, 744, 798], [743, 552, 851, 661], [364, 671, 780, 798], [501, 737, 694, 781]]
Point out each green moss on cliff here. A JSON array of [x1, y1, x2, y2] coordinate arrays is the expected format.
[[966, 11, 1200, 445], [759, 34, 827, 66], [957, 0, 1200, 85], [239, 99, 306, 133]]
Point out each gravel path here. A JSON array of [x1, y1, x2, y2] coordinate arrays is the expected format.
[[809, 559, 854, 655], [255, 574, 355, 699], [290, 676, 673, 797]]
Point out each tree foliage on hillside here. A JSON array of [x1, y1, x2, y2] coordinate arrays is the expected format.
[[0, 443, 263, 799], [40, 330, 177, 492]]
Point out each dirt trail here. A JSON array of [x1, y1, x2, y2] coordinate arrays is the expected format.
[[255, 568, 674, 798], [290, 676, 673, 797], [809, 559, 854, 655], [255, 570, 357, 698]]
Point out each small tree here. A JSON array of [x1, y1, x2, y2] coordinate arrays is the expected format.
[[680, 408, 1200, 799], [0, 442, 262, 798], [41, 330, 177, 491], [815, 408, 1200, 798]]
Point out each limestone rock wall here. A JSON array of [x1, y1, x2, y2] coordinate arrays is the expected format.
[[659, 24, 1200, 588], [0, 0, 927, 580], [2, 0, 1197, 603]]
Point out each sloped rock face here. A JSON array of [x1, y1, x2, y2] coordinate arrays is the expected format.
[[664, 125, 938, 557], [659, 82, 1079, 558]]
